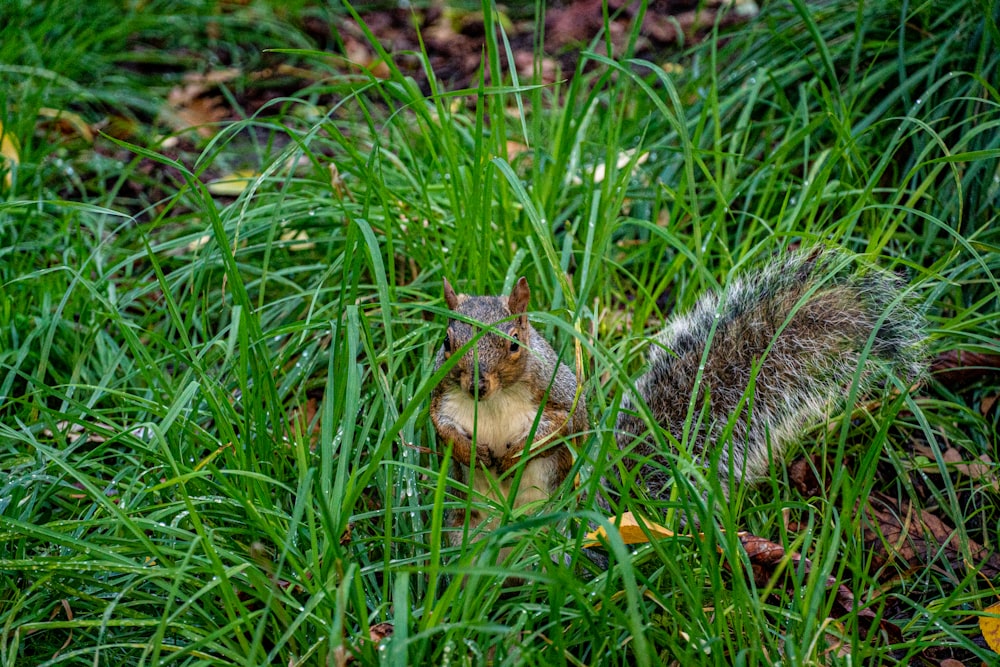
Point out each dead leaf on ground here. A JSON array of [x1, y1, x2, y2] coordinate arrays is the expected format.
[[163, 85, 228, 137], [286, 396, 325, 449], [0, 120, 19, 188], [37, 107, 94, 143], [860, 492, 1000, 579], [41, 420, 151, 445], [583, 510, 679, 547], [160, 69, 242, 137], [735, 531, 902, 647], [931, 347, 1000, 390], [334, 622, 395, 665], [206, 169, 259, 196], [940, 447, 998, 490], [280, 228, 314, 252], [981, 600, 1000, 654]]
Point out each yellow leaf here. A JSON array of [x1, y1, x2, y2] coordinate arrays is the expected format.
[[583, 511, 677, 547], [206, 169, 258, 196], [37, 107, 94, 142], [981, 600, 1000, 653], [0, 120, 20, 188], [280, 228, 314, 252]]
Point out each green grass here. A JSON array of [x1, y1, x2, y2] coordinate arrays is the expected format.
[[2, 0, 999, 664]]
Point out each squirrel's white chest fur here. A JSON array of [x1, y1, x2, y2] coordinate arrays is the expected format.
[[468, 455, 556, 512], [438, 383, 539, 455], [439, 384, 554, 513]]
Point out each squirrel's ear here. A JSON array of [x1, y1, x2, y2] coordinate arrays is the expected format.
[[509, 277, 530, 316], [443, 278, 463, 310]]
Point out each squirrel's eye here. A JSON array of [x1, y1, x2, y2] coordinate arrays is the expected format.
[[509, 331, 520, 353], [442, 330, 453, 355]]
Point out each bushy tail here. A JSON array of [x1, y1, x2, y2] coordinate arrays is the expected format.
[[616, 245, 927, 497]]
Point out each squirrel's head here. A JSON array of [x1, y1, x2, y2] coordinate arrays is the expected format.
[[439, 277, 532, 401]]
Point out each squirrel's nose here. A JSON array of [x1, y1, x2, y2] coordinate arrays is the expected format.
[[476, 378, 490, 398]]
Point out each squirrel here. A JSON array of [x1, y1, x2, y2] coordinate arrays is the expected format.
[[430, 246, 926, 539], [430, 277, 588, 544]]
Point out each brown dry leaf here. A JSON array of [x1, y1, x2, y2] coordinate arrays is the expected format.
[[583, 511, 677, 547], [287, 397, 320, 449], [329, 163, 354, 201], [335, 622, 394, 665], [184, 68, 241, 86], [981, 600, 1000, 653], [735, 531, 902, 646], [41, 420, 151, 445], [339, 522, 354, 547], [931, 347, 1000, 389], [939, 658, 966, 667], [505, 140, 530, 158], [341, 35, 390, 79], [368, 622, 394, 643], [861, 492, 1000, 578], [982, 391, 999, 417], [162, 80, 230, 137], [941, 447, 998, 489], [37, 107, 94, 143]]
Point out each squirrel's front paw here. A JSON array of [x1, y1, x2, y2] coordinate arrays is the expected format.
[[474, 444, 496, 469]]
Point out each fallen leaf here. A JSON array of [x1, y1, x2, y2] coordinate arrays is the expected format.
[[860, 493, 1000, 579], [580, 148, 650, 185], [981, 600, 1000, 653], [206, 169, 258, 196], [335, 622, 394, 665], [368, 622, 393, 643], [734, 531, 902, 647], [583, 511, 677, 547], [939, 659, 967, 667], [931, 347, 1000, 389], [162, 80, 230, 137], [280, 228, 314, 252], [0, 120, 19, 188], [942, 447, 998, 488], [329, 163, 354, 201], [183, 68, 241, 86], [982, 392, 999, 417], [37, 107, 94, 142]]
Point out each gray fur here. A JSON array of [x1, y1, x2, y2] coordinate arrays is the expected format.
[[616, 246, 927, 498]]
